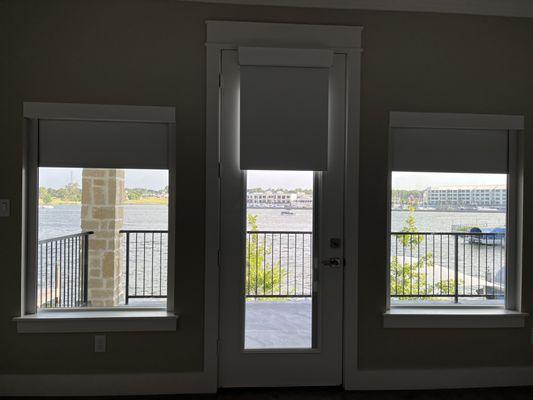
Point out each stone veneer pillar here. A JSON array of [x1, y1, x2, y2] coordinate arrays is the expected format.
[[81, 169, 125, 307]]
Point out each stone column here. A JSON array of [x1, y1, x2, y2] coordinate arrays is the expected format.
[[81, 169, 125, 307]]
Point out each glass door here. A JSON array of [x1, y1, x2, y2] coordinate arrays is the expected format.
[[218, 50, 346, 387]]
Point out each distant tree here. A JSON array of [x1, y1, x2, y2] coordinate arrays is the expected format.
[[64, 182, 81, 202], [127, 190, 142, 201], [39, 187, 53, 204]]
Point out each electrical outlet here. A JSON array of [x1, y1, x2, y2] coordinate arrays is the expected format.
[[0, 199, 10, 217], [94, 335, 106, 353]]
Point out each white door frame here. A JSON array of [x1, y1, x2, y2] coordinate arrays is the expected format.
[[205, 21, 362, 389]]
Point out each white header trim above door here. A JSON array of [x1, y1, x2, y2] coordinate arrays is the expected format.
[[206, 21, 363, 49]]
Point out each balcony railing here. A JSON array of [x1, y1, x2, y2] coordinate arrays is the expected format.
[[390, 232, 506, 303], [37, 229, 505, 308], [245, 231, 313, 298], [121, 230, 168, 304], [120, 230, 314, 302], [38, 231, 93, 308]]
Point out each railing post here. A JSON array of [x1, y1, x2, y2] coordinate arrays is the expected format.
[[454, 235, 459, 304], [83, 233, 89, 305], [125, 232, 130, 305]]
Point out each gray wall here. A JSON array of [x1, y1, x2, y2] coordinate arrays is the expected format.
[[1, 0, 533, 374]]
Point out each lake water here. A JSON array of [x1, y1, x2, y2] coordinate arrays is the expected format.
[[38, 205, 506, 306], [39, 204, 506, 239], [39, 204, 169, 240]]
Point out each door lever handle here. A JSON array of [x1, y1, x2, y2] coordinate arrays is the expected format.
[[321, 257, 343, 268]]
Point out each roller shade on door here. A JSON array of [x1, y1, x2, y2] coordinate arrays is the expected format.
[[38, 119, 168, 169], [239, 47, 332, 171], [391, 128, 509, 173]]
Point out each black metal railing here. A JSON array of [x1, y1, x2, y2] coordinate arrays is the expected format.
[[38, 231, 93, 308], [121, 230, 168, 304], [390, 232, 506, 303], [246, 231, 313, 298], [121, 229, 313, 303]]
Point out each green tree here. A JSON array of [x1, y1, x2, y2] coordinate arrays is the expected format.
[[127, 190, 142, 201], [246, 214, 287, 299], [64, 182, 81, 202], [391, 202, 459, 300], [39, 187, 53, 204]]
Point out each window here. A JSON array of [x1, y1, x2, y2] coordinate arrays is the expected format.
[[387, 112, 524, 314], [37, 167, 169, 309], [390, 172, 507, 306], [21, 103, 176, 328]]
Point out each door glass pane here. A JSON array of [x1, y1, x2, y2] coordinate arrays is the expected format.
[[244, 170, 314, 349]]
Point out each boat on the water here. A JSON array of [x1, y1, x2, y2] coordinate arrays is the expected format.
[[466, 227, 506, 246], [281, 205, 295, 216]]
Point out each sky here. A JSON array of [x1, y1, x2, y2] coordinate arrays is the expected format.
[[39, 168, 168, 190], [392, 172, 507, 190], [247, 170, 313, 190], [38, 168, 507, 191]]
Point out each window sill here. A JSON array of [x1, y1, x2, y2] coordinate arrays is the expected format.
[[14, 310, 178, 333], [383, 308, 527, 328]]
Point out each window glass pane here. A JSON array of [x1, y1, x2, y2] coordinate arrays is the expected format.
[[390, 172, 507, 306], [245, 170, 314, 349], [37, 167, 168, 309]]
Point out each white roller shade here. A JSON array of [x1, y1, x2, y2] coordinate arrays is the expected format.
[[239, 47, 331, 171], [391, 128, 509, 173], [38, 119, 168, 169]]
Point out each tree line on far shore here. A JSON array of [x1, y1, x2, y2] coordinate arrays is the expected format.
[[39, 183, 169, 205]]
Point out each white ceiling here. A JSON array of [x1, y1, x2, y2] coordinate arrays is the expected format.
[[183, 0, 533, 18]]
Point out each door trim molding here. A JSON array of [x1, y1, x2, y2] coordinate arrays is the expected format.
[[205, 21, 362, 388], [206, 21, 362, 49]]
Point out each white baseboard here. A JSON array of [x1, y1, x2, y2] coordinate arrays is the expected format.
[[345, 366, 533, 390], [0, 371, 216, 397], [4, 366, 533, 396]]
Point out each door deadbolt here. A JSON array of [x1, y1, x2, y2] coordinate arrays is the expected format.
[[321, 257, 343, 268]]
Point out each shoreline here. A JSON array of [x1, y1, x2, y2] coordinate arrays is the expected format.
[[392, 209, 505, 214], [39, 201, 169, 206]]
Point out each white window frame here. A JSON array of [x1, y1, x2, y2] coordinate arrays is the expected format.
[[384, 112, 527, 328], [15, 102, 178, 333]]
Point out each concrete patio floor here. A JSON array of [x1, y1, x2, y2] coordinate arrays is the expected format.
[[245, 299, 312, 349], [128, 298, 313, 349]]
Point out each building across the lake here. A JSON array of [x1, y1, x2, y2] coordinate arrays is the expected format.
[[422, 184, 507, 208], [247, 190, 312, 209]]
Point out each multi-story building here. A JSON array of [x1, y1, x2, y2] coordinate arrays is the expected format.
[[247, 191, 296, 208], [423, 185, 507, 208], [292, 193, 313, 209], [246, 190, 314, 209]]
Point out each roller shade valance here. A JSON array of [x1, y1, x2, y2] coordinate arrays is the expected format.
[[238, 46, 333, 68], [391, 128, 509, 173], [239, 47, 331, 171], [38, 119, 169, 169]]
